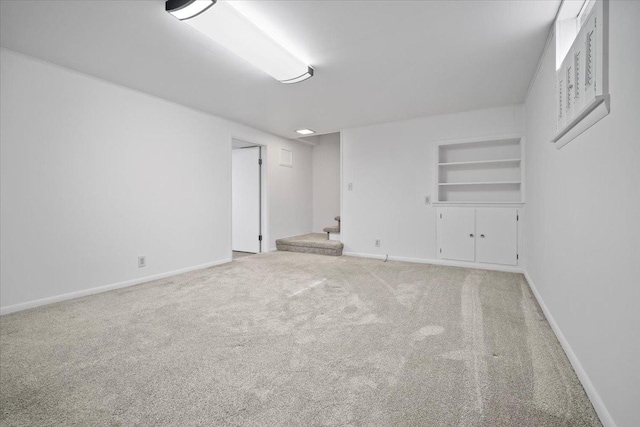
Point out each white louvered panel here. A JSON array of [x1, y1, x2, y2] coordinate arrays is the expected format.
[[574, 51, 581, 98], [585, 31, 593, 87], [554, 0, 607, 143], [552, 0, 608, 148], [573, 45, 584, 114], [566, 63, 574, 122], [557, 75, 565, 131], [583, 14, 596, 105]]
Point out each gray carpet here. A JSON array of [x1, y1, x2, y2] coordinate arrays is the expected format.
[[233, 251, 256, 260], [0, 252, 600, 426]]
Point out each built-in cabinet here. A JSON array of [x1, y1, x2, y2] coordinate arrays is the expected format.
[[434, 134, 524, 269], [437, 207, 519, 266]]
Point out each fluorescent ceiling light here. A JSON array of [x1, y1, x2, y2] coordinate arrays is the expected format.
[[281, 70, 314, 84], [296, 129, 315, 135], [166, 0, 215, 21], [166, 0, 314, 84]]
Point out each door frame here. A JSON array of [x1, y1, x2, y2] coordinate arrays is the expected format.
[[229, 136, 268, 258]]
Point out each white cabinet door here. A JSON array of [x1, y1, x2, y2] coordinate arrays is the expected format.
[[438, 208, 476, 262], [476, 209, 518, 266]]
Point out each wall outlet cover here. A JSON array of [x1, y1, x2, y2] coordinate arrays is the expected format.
[[138, 256, 146, 268]]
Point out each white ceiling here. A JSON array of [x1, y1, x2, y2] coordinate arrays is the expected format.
[[0, 0, 559, 138]]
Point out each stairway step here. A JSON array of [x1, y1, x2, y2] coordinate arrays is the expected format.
[[323, 226, 340, 233], [276, 233, 343, 256], [334, 216, 341, 222]]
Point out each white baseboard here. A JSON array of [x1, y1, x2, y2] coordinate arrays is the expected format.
[[523, 271, 616, 427], [343, 251, 524, 273], [0, 258, 232, 316]]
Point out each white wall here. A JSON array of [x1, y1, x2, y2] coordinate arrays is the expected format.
[[523, 2, 640, 426], [312, 133, 341, 232], [0, 48, 312, 312], [341, 105, 523, 259]]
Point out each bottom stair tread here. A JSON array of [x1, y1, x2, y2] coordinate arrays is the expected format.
[[276, 233, 343, 256]]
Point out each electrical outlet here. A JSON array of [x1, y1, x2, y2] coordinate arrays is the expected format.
[[424, 196, 431, 205], [375, 239, 381, 247], [138, 256, 146, 268], [348, 183, 353, 191]]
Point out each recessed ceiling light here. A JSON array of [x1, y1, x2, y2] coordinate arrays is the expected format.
[[296, 129, 315, 135], [166, 0, 314, 84]]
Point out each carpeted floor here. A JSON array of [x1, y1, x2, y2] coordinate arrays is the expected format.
[[233, 251, 256, 260], [0, 252, 600, 426]]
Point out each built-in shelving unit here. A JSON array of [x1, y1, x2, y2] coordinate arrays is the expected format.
[[435, 134, 524, 204], [438, 181, 521, 186], [438, 159, 521, 167]]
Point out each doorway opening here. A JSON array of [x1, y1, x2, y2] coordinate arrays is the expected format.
[[231, 138, 266, 259], [308, 132, 341, 241]]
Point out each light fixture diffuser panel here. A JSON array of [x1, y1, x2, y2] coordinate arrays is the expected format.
[[281, 68, 314, 84], [180, 1, 312, 83], [167, 0, 215, 20]]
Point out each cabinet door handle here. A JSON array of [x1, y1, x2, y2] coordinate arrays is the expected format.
[[480, 234, 485, 238], [469, 234, 474, 238]]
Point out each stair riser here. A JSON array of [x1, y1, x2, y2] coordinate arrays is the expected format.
[[276, 244, 343, 256]]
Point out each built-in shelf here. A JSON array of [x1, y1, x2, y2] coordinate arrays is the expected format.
[[438, 159, 521, 167], [435, 134, 524, 204], [438, 181, 521, 186]]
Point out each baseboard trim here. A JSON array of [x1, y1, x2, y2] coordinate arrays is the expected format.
[[343, 252, 524, 273], [0, 258, 232, 316], [523, 271, 616, 427]]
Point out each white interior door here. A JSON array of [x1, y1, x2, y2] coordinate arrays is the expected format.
[[438, 208, 476, 262], [476, 208, 518, 265], [232, 147, 260, 253]]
